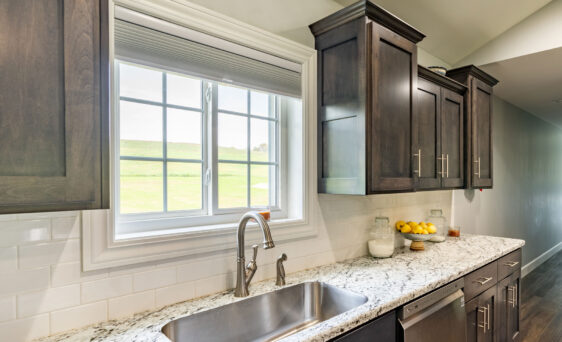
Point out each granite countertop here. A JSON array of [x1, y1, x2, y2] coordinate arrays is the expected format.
[[38, 235, 524, 342]]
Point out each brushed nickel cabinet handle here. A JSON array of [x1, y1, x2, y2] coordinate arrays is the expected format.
[[514, 283, 518, 306], [508, 286, 515, 307], [486, 304, 490, 331], [474, 276, 493, 286], [438, 154, 445, 177], [474, 157, 481, 178], [504, 261, 519, 267], [478, 306, 488, 332], [446, 154, 449, 178], [413, 149, 421, 176]]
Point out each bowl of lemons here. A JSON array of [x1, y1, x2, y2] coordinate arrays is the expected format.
[[395, 221, 437, 251]]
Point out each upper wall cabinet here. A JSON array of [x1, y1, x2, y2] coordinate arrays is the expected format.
[[416, 66, 466, 190], [0, 0, 109, 213], [446, 66, 498, 189], [310, 0, 425, 194]]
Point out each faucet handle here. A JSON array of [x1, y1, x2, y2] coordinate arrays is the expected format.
[[250, 244, 259, 262], [276, 253, 287, 286]]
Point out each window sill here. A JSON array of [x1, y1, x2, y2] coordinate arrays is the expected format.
[[82, 209, 316, 271]]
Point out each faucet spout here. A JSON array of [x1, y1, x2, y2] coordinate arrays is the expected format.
[[235, 211, 275, 297]]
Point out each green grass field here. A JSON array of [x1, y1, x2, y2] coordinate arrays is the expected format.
[[120, 140, 272, 213]]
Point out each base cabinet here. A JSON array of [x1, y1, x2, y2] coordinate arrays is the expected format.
[[464, 249, 522, 342], [497, 271, 521, 342], [466, 286, 498, 342]]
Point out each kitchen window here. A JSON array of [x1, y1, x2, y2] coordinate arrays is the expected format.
[[82, 2, 315, 270], [116, 61, 285, 235]]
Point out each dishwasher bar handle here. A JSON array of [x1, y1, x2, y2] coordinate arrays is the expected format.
[[399, 278, 464, 320]]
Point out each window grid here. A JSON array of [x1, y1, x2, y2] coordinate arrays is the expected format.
[[117, 61, 205, 215], [117, 61, 280, 218]]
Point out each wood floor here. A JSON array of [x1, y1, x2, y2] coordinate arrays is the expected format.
[[520, 250, 562, 342]]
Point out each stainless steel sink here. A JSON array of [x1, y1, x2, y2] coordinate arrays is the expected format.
[[162, 281, 367, 342]]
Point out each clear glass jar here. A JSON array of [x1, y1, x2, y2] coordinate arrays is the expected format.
[[426, 209, 446, 242], [368, 217, 395, 258]]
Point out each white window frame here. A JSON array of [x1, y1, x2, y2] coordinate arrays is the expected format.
[[82, 0, 317, 271]]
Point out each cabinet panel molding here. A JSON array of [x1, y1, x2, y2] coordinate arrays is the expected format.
[[0, 0, 109, 213]]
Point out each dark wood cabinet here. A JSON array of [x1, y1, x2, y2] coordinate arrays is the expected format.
[[0, 0, 109, 213], [310, 0, 424, 194], [416, 67, 466, 190], [446, 66, 498, 189], [466, 286, 498, 342], [497, 271, 521, 342], [332, 310, 395, 342], [464, 248, 522, 342]]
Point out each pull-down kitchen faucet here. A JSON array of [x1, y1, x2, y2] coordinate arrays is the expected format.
[[234, 211, 275, 297]]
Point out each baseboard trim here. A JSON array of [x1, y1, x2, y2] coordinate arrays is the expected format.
[[521, 241, 562, 278]]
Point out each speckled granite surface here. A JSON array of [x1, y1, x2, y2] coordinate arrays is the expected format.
[[37, 235, 524, 342]]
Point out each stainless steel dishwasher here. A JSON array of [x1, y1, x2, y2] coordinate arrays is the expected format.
[[398, 278, 466, 342]]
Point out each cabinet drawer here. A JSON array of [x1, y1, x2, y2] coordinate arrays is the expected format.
[[464, 261, 497, 301], [498, 249, 522, 280], [332, 310, 395, 342]]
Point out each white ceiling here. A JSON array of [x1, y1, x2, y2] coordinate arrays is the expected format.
[[184, 0, 551, 65], [480, 47, 562, 127]]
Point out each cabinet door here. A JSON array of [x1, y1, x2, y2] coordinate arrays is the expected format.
[[0, 0, 109, 213], [497, 271, 521, 342], [471, 78, 493, 188], [466, 286, 497, 342], [415, 78, 441, 190], [368, 22, 417, 193], [441, 88, 464, 188]]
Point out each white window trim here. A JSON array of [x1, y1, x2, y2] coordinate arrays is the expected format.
[[82, 0, 317, 271]]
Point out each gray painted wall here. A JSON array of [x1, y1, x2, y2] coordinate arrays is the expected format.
[[453, 96, 562, 264]]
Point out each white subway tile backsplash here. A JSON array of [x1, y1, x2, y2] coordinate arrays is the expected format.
[[0, 268, 50, 296], [0, 314, 50, 342], [81, 275, 132, 303], [0, 297, 16, 322], [17, 285, 80, 318], [51, 216, 80, 240], [133, 267, 176, 292], [18, 240, 80, 269], [51, 262, 107, 287], [177, 257, 232, 283], [0, 220, 50, 248], [50, 301, 107, 334], [155, 282, 195, 308], [108, 291, 155, 320], [0, 247, 17, 272], [194, 273, 234, 298]]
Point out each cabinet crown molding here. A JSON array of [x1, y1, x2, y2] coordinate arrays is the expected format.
[[446, 64, 499, 87], [309, 0, 425, 43], [418, 65, 467, 94]]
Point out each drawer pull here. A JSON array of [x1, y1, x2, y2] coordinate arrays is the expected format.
[[504, 261, 519, 267], [473, 277, 493, 286]]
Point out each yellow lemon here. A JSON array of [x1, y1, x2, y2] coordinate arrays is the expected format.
[[419, 221, 427, 227], [412, 226, 423, 234], [395, 220, 406, 231], [400, 225, 412, 233], [407, 221, 418, 227], [427, 222, 434, 226], [427, 225, 437, 234], [422, 229, 429, 234]]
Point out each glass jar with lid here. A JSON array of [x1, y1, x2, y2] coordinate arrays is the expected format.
[[368, 216, 395, 258], [426, 209, 446, 242]]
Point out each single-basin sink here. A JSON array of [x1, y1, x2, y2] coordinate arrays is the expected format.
[[162, 281, 367, 342]]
